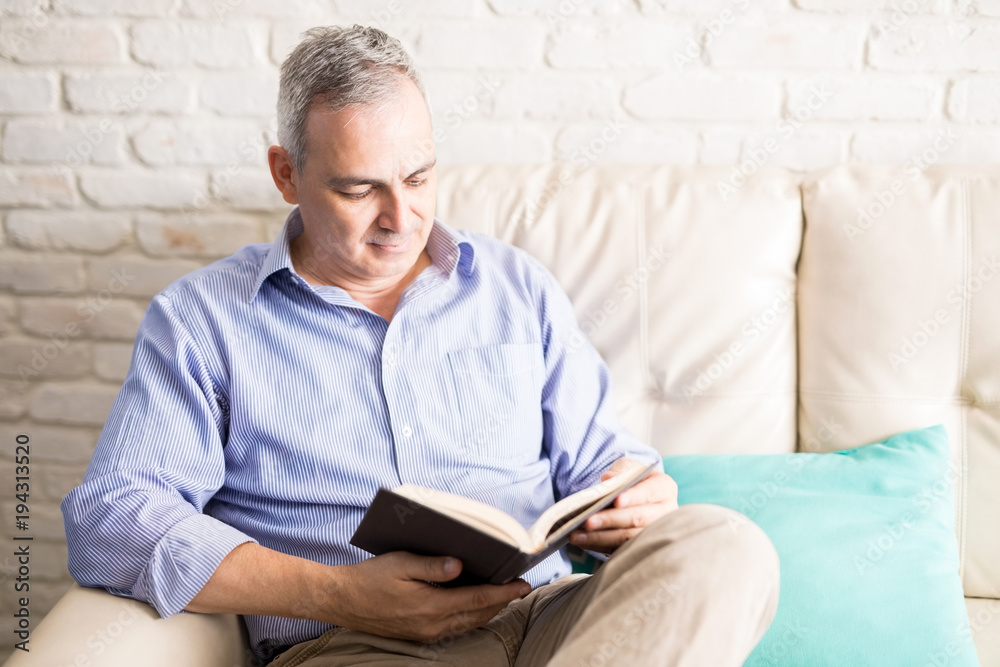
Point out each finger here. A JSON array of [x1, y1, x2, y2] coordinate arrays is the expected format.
[[396, 553, 464, 583], [584, 503, 668, 531], [569, 527, 643, 551], [599, 457, 632, 481], [431, 579, 529, 639], [614, 472, 676, 508], [444, 579, 531, 615]]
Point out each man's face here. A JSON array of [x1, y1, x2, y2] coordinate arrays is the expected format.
[[287, 77, 437, 285]]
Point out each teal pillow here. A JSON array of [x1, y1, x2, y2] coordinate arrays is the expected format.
[[662, 424, 978, 666]]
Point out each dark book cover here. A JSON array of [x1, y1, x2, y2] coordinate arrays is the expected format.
[[350, 488, 527, 586], [350, 463, 655, 587]]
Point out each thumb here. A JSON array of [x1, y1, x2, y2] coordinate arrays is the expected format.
[[600, 457, 631, 481], [401, 554, 463, 583]]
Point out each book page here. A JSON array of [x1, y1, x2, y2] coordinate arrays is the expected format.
[[394, 484, 534, 550], [526, 459, 655, 547]]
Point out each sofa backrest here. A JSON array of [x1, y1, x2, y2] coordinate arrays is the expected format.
[[798, 164, 1000, 601], [435, 163, 999, 600]]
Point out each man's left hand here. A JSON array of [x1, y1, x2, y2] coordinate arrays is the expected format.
[[568, 457, 679, 554]]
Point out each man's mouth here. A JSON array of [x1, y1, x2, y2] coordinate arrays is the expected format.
[[369, 237, 409, 254]]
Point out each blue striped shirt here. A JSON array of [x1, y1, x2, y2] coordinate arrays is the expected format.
[[61, 206, 662, 664]]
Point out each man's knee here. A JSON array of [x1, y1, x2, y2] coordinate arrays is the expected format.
[[696, 504, 776, 557], [641, 504, 780, 589], [591, 504, 780, 651]]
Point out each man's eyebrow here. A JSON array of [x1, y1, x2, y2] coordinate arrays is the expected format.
[[325, 159, 437, 189]]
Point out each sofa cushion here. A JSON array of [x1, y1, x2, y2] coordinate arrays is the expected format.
[[662, 424, 979, 666], [966, 597, 1000, 666], [436, 164, 802, 456], [798, 165, 1000, 599]]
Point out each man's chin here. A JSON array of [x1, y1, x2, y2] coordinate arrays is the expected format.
[[361, 247, 420, 276]]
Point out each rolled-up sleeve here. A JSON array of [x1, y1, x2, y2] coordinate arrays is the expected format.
[[530, 258, 664, 500], [61, 292, 257, 618]]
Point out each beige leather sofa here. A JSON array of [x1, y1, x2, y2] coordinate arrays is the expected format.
[[7, 164, 998, 666]]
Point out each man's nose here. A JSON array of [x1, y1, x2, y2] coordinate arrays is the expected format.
[[377, 187, 416, 235]]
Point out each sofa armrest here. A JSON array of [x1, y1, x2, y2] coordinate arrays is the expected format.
[[3, 584, 250, 667]]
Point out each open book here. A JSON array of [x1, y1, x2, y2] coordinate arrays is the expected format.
[[350, 459, 658, 586]]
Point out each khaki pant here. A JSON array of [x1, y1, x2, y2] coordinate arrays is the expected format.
[[269, 504, 780, 667]]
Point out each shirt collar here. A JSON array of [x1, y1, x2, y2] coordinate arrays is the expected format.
[[250, 206, 476, 303]]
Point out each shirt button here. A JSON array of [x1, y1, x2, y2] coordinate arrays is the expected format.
[[402, 425, 413, 438]]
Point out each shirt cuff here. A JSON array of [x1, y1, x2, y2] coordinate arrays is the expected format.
[[132, 513, 258, 618]]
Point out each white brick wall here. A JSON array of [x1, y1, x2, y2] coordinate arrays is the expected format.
[[1, 0, 998, 656]]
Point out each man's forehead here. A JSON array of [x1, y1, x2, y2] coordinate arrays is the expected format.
[[304, 93, 433, 166], [307, 78, 429, 135], [306, 105, 428, 144]]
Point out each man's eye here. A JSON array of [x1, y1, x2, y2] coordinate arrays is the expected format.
[[343, 190, 371, 200], [408, 178, 427, 187]]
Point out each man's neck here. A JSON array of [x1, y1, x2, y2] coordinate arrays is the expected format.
[[290, 236, 433, 323]]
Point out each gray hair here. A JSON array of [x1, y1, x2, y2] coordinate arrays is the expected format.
[[277, 25, 428, 174]]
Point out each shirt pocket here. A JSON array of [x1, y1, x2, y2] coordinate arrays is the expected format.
[[447, 343, 545, 464]]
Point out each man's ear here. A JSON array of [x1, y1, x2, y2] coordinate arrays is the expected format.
[[268, 145, 300, 205]]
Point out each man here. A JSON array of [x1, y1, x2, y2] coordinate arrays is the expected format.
[[62, 25, 779, 666]]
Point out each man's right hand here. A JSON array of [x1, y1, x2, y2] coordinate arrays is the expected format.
[[325, 551, 532, 643]]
